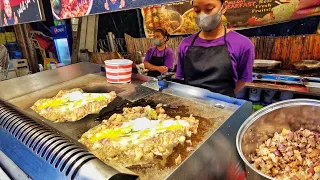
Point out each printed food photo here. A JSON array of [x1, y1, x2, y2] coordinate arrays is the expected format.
[[144, 6, 183, 35], [51, 0, 93, 19], [31, 88, 117, 122]]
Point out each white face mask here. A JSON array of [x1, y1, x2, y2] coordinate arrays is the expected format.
[[195, 6, 223, 32]]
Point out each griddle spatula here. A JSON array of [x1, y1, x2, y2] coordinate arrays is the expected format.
[[97, 96, 128, 120], [117, 85, 157, 102]]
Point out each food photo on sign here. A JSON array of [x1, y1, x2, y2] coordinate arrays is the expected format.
[[141, 1, 227, 38], [226, 0, 320, 28], [0, 0, 43, 27], [142, 0, 320, 37], [51, 0, 93, 19], [142, 2, 197, 37], [142, 5, 185, 36], [50, 0, 179, 19]]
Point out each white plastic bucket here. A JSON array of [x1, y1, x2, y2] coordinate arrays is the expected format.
[[104, 59, 133, 84], [263, 90, 277, 104], [280, 91, 294, 100], [249, 88, 262, 102]]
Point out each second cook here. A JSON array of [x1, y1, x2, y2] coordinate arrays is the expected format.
[[144, 28, 175, 77]]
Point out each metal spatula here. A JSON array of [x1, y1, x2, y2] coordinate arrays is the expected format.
[[97, 86, 157, 120], [117, 85, 157, 102], [97, 96, 128, 120]]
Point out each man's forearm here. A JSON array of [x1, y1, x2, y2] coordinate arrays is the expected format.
[[144, 62, 159, 72], [234, 80, 246, 95]]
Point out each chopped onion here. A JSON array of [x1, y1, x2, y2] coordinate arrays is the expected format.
[[278, 143, 286, 151], [274, 150, 282, 157]]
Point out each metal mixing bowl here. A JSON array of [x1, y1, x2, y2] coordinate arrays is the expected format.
[[236, 99, 320, 180]]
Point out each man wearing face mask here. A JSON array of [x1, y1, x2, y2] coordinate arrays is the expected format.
[[176, 0, 255, 97], [144, 28, 175, 77]]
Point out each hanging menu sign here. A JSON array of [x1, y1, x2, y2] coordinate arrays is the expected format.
[[0, 0, 43, 27], [142, 2, 200, 38], [142, 0, 320, 37], [50, 0, 184, 19], [225, 0, 320, 28]]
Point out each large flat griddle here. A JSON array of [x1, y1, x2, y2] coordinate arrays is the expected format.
[[8, 74, 134, 144], [8, 73, 233, 179], [9, 74, 133, 109], [120, 93, 233, 179]]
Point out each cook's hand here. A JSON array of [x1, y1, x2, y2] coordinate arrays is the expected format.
[[14, 13, 18, 24], [158, 66, 168, 74]]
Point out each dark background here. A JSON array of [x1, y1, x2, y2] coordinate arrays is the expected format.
[[97, 9, 143, 39]]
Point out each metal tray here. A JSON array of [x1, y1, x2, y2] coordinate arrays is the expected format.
[[237, 99, 320, 180], [292, 60, 320, 71], [253, 60, 282, 69], [8, 74, 234, 179], [0, 62, 253, 180], [305, 82, 320, 93]]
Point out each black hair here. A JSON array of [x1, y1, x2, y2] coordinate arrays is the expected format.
[[154, 28, 170, 42]]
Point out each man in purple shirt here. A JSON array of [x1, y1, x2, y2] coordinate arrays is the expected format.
[[144, 28, 175, 77], [176, 0, 254, 97]]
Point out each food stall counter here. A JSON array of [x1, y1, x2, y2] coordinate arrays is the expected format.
[[0, 62, 252, 180], [246, 82, 320, 96]]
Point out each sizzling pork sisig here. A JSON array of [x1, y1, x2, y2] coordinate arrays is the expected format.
[[79, 104, 199, 167], [251, 128, 320, 180]]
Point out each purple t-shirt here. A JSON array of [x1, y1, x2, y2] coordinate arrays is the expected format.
[[176, 31, 255, 85], [144, 46, 174, 70]]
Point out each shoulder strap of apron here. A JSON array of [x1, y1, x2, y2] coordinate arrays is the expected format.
[[151, 47, 157, 56], [191, 31, 201, 46], [162, 47, 166, 58], [191, 28, 227, 46], [223, 27, 227, 45], [151, 47, 167, 57]]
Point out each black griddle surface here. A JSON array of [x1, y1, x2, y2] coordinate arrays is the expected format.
[[24, 92, 232, 149]]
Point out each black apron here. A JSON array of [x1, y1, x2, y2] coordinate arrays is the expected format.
[[147, 47, 166, 77], [183, 28, 235, 97]]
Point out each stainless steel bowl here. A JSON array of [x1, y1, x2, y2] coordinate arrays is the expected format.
[[236, 99, 320, 180], [253, 60, 282, 69]]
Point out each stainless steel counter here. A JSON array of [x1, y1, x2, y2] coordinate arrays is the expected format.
[[0, 62, 252, 180], [0, 62, 102, 101]]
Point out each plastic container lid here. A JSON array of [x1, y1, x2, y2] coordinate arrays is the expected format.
[[105, 59, 133, 84], [279, 91, 294, 100], [263, 90, 277, 103], [105, 59, 133, 66]]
